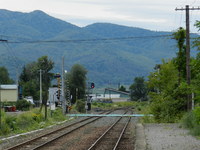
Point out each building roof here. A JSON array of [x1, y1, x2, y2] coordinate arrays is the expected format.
[[105, 88, 130, 95], [0, 85, 18, 90]]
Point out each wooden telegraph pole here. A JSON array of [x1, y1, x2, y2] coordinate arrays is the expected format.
[[175, 5, 200, 111], [62, 56, 66, 114]]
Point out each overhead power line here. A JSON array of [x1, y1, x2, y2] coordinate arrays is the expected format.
[[0, 39, 7, 42], [0, 34, 173, 44]]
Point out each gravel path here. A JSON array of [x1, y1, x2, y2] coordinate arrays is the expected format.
[[144, 123, 200, 150]]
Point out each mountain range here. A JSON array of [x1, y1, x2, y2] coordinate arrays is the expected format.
[[0, 9, 180, 87]]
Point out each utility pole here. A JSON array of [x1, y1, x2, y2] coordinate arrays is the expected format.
[[39, 69, 42, 107], [66, 74, 71, 112], [62, 56, 66, 115], [175, 5, 200, 111]]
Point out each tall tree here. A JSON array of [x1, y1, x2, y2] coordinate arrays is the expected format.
[[37, 56, 54, 103], [0, 66, 14, 84], [173, 27, 186, 83], [19, 56, 54, 102], [129, 76, 148, 101], [148, 60, 188, 122], [118, 85, 126, 92], [67, 64, 87, 103], [19, 62, 38, 100]]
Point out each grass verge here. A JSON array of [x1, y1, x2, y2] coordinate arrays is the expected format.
[[0, 107, 68, 137]]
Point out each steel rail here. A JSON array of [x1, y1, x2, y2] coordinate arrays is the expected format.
[[5, 110, 113, 150], [113, 116, 131, 150], [32, 109, 122, 150], [32, 109, 127, 150], [87, 111, 130, 150], [32, 114, 106, 150]]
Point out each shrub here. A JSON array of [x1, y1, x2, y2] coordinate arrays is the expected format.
[[193, 107, 200, 125], [92, 102, 98, 106], [0, 107, 69, 137], [16, 99, 32, 111], [16, 112, 37, 130], [75, 99, 86, 113], [182, 107, 200, 136], [3, 102, 16, 107], [51, 108, 66, 121], [0, 122, 11, 135], [150, 96, 184, 123], [5, 115, 17, 131], [32, 113, 43, 123], [182, 111, 195, 128]]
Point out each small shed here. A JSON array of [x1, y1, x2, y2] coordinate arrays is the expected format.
[[0, 85, 18, 102]]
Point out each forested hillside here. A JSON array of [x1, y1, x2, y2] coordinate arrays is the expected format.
[[0, 9, 178, 86]]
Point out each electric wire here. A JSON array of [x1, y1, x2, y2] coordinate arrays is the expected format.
[[2, 43, 23, 81], [172, 9, 179, 31], [191, 0, 198, 6], [3, 43, 18, 65], [0, 34, 173, 44]]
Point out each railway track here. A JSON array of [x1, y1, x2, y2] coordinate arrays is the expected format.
[[87, 111, 132, 150], [5, 110, 114, 150], [5, 108, 134, 150]]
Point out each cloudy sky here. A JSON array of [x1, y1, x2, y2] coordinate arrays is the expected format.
[[0, 0, 200, 32]]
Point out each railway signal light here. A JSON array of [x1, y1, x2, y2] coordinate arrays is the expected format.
[[91, 82, 95, 89], [54, 73, 61, 78], [56, 89, 61, 100]]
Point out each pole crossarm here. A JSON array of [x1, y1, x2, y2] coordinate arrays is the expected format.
[[0, 39, 7, 42], [175, 7, 200, 11]]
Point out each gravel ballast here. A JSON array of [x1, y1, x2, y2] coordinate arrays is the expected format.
[[144, 123, 200, 150]]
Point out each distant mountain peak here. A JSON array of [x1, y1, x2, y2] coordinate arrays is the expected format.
[[30, 10, 48, 16], [31, 10, 44, 13], [29, 10, 52, 18]]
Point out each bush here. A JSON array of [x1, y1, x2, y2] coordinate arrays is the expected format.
[[32, 113, 43, 123], [0, 107, 69, 137], [0, 122, 11, 135], [51, 108, 66, 121], [150, 96, 184, 123], [193, 107, 200, 125], [5, 115, 17, 131], [182, 107, 200, 136], [16, 112, 37, 130], [3, 101, 16, 107], [182, 112, 195, 128], [75, 99, 86, 113], [16, 99, 32, 111]]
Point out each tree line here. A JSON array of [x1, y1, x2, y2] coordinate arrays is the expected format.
[[127, 22, 200, 123], [0, 56, 87, 105]]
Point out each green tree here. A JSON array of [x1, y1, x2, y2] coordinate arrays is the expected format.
[[22, 80, 37, 99], [172, 27, 186, 84], [19, 63, 38, 100], [0, 66, 14, 84], [19, 56, 54, 103], [118, 85, 126, 92], [188, 21, 200, 107], [37, 56, 54, 103], [129, 76, 148, 101], [148, 60, 178, 93], [148, 60, 188, 122], [67, 64, 87, 103], [193, 20, 200, 50]]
